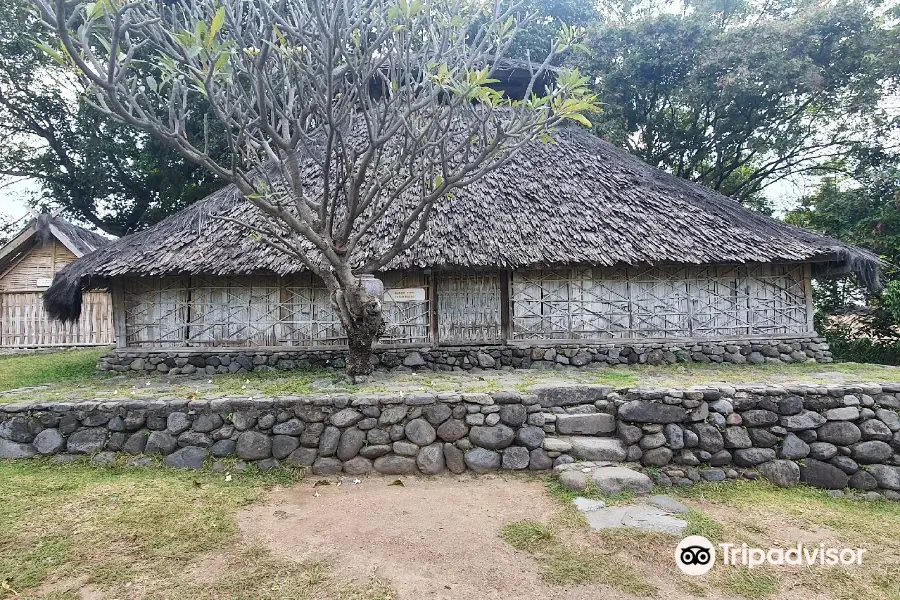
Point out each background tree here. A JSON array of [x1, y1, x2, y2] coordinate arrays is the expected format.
[[580, 0, 900, 212], [0, 0, 227, 236], [34, 0, 598, 376]]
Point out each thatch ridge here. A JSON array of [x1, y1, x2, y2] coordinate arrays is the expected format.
[[44, 125, 881, 321]]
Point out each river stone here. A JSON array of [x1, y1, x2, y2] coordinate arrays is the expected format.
[[816, 421, 861, 445], [318, 426, 341, 457], [0, 438, 38, 459], [860, 419, 893, 441], [443, 443, 466, 474], [733, 448, 776, 467], [436, 419, 467, 442], [543, 438, 573, 453], [33, 429, 65, 454], [568, 437, 627, 461], [501, 446, 530, 470], [231, 411, 257, 431], [423, 404, 452, 426], [145, 431, 177, 455], [848, 470, 879, 491], [808, 442, 838, 461], [617, 401, 686, 423], [867, 464, 900, 490], [558, 469, 589, 492], [166, 412, 191, 435], [331, 409, 364, 428], [379, 406, 408, 425], [469, 425, 515, 450], [829, 456, 859, 474], [529, 448, 553, 470], [499, 404, 528, 427], [374, 454, 418, 475], [639, 432, 666, 450], [272, 435, 300, 459], [780, 410, 826, 431], [164, 447, 208, 470], [875, 409, 900, 431], [723, 427, 752, 449], [337, 428, 366, 461], [800, 459, 849, 490], [417, 443, 446, 474], [591, 466, 652, 496], [515, 425, 546, 449], [121, 431, 148, 454], [236, 431, 271, 460], [757, 460, 800, 487], [405, 418, 437, 446], [690, 423, 724, 453], [177, 430, 212, 448], [618, 423, 643, 445], [778, 433, 810, 459], [91, 451, 117, 466], [359, 444, 391, 459], [192, 413, 223, 433], [742, 410, 779, 427], [285, 447, 317, 466], [851, 440, 893, 464], [343, 456, 374, 475], [641, 447, 673, 467], [747, 428, 779, 448], [210, 439, 237, 458], [465, 447, 502, 472], [66, 428, 107, 454], [664, 424, 684, 450], [0, 416, 41, 443], [312, 457, 343, 475], [825, 407, 860, 421], [393, 440, 419, 457], [272, 419, 305, 436]]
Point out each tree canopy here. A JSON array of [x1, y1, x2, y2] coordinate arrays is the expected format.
[[581, 0, 900, 212], [0, 0, 227, 236]]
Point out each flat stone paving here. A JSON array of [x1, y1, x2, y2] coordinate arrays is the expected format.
[[574, 494, 690, 535]]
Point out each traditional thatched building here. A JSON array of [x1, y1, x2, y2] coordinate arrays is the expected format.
[[0, 214, 112, 348], [45, 125, 879, 374]]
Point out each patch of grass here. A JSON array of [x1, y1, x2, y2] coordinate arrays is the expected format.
[[683, 509, 726, 542], [0, 460, 397, 599], [545, 477, 635, 506], [0, 348, 107, 397], [501, 520, 555, 552], [721, 567, 779, 599], [213, 367, 346, 397]]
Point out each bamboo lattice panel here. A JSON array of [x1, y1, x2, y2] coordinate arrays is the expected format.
[[437, 272, 502, 343], [511, 265, 810, 340], [123, 273, 431, 347], [0, 291, 112, 347]]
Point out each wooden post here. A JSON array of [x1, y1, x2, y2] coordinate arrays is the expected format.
[[428, 271, 438, 348], [500, 270, 511, 341], [804, 263, 816, 334], [111, 279, 127, 348]]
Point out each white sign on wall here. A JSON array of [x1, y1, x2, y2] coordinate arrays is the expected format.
[[36, 277, 54, 288], [384, 288, 426, 303]]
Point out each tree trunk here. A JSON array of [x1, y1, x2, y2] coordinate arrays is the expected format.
[[335, 275, 386, 379]]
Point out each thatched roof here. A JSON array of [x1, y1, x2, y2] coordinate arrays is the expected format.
[[45, 124, 881, 320], [0, 213, 110, 275]]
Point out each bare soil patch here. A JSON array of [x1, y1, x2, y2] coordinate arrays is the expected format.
[[238, 475, 695, 600]]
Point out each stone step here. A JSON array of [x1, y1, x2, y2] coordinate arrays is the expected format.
[[544, 436, 627, 461], [554, 413, 616, 435]]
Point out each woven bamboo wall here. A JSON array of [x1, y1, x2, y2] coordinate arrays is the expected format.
[[118, 264, 813, 348], [0, 240, 113, 347]]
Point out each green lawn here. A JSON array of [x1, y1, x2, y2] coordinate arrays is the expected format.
[[0, 459, 395, 600], [0, 349, 107, 392]]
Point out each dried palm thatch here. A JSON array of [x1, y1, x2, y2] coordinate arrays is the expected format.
[[44, 124, 881, 321]]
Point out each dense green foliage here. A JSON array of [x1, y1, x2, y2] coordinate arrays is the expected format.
[[580, 0, 900, 212], [0, 0, 228, 236]]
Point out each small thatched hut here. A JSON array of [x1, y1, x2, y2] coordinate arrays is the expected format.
[[0, 214, 112, 348], [45, 126, 879, 373]]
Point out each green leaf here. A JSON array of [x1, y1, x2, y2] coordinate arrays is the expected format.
[[210, 7, 226, 41]]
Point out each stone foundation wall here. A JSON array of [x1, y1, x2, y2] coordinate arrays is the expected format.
[[3, 381, 900, 495], [100, 337, 831, 375]]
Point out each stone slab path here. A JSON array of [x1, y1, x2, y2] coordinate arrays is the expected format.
[[573, 494, 690, 535]]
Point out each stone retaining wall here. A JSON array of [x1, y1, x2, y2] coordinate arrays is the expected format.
[[100, 337, 831, 375], [4, 381, 897, 494]]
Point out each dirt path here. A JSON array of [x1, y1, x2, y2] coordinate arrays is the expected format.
[[238, 475, 651, 600]]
